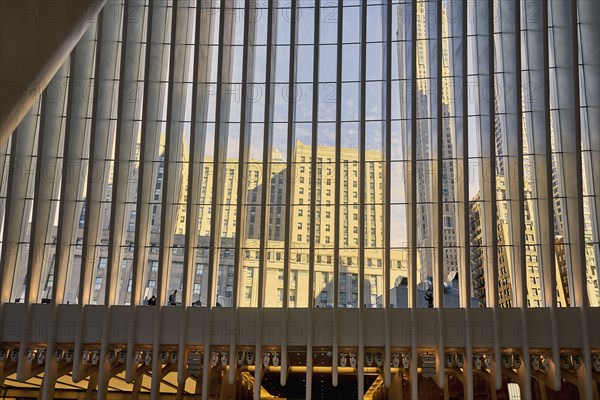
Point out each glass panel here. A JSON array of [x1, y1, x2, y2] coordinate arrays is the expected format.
[[0, 0, 597, 319]]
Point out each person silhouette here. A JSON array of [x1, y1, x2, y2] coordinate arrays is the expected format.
[[424, 291, 434, 308], [168, 290, 177, 306]]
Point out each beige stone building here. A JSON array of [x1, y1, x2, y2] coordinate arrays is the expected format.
[[470, 177, 570, 308], [39, 137, 410, 308]]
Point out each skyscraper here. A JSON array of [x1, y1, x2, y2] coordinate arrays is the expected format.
[[469, 177, 570, 308], [32, 137, 410, 309], [396, 3, 459, 282]]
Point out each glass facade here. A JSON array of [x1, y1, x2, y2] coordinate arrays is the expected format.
[[1, 0, 598, 311], [0, 0, 598, 399]]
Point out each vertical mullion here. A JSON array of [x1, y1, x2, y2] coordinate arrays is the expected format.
[[106, 0, 134, 307], [43, 26, 93, 396], [358, 0, 367, 313], [487, 0, 502, 390], [358, 1, 367, 397], [532, 0, 557, 312], [157, 0, 180, 308], [282, 1, 293, 312], [470, 0, 501, 315], [26, 63, 69, 305], [434, 0, 446, 389], [160, 1, 192, 308], [488, 0, 499, 311], [179, 0, 218, 389], [306, 2, 320, 398], [408, 0, 418, 311], [78, 11, 118, 306], [568, 1, 594, 396], [182, 1, 201, 315], [459, 0, 471, 308], [228, 0, 255, 386], [258, 1, 279, 312], [333, 3, 343, 309], [2, 102, 40, 382], [151, 0, 189, 396], [79, 11, 105, 307], [515, 0, 527, 311], [98, 0, 131, 393], [577, 1, 600, 293], [41, 50, 81, 398], [0, 104, 39, 303], [54, 23, 98, 305], [28, 59, 68, 399], [0, 140, 8, 233], [97, 3, 131, 392], [549, 0, 588, 310], [383, 0, 392, 312], [106, 0, 145, 309], [309, 1, 320, 311], [231, 0, 255, 312], [408, 1, 419, 397], [460, 0, 474, 392], [497, 0, 526, 310], [331, 0, 343, 388], [568, 0, 588, 310], [383, 0, 393, 388], [0, 138, 8, 276], [179, 0, 209, 387], [513, 1, 533, 397], [257, 1, 277, 312], [435, 0, 444, 309], [127, 0, 164, 383], [150, 1, 182, 396], [80, 3, 122, 306], [182, 3, 217, 309], [206, 0, 229, 311], [462, 0, 505, 388], [73, 2, 122, 382], [280, 0, 294, 387], [203, 0, 235, 397], [253, 0, 277, 395], [472, 0, 498, 311], [460, 0, 473, 395], [133, 0, 162, 308], [513, 0, 527, 306]]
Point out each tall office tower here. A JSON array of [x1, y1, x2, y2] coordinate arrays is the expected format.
[[243, 141, 409, 308], [35, 135, 242, 307], [35, 136, 408, 309], [489, 17, 598, 308], [551, 158, 599, 306], [288, 141, 409, 308], [396, 3, 459, 282], [291, 140, 385, 250], [546, 138, 597, 306], [495, 177, 543, 307], [469, 182, 570, 308], [554, 236, 571, 307], [473, 66, 560, 310], [469, 196, 485, 306], [177, 151, 287, 242], [490, 47, 548, 308], [526, 69, 599, 307], [552, 163, 600, 307]]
